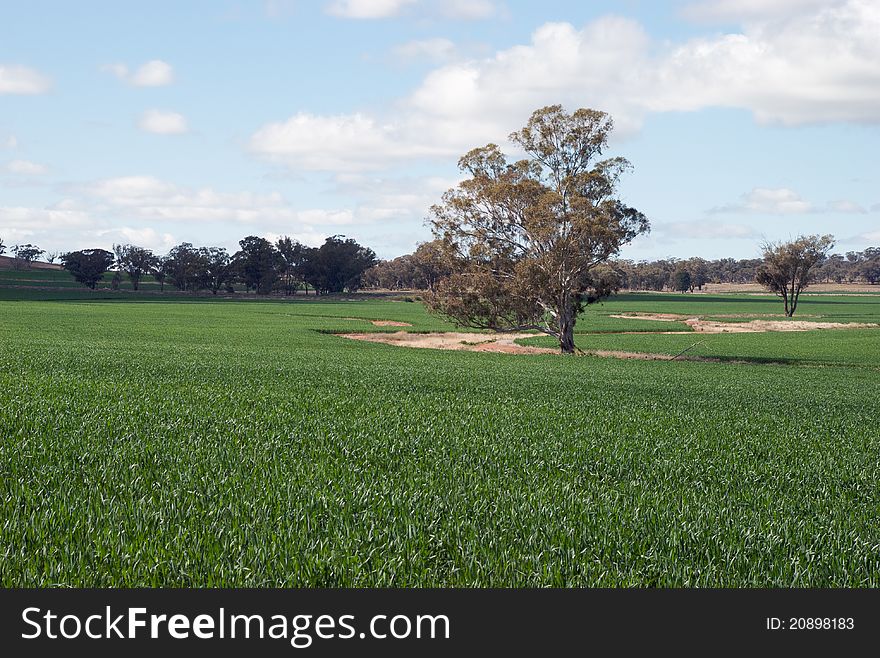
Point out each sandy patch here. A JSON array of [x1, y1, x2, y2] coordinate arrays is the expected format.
[[609, 313, 686, 322], [609, 313, 876, 334], [338, 331, 555, 355], [340, 317, 413, 327], [339, 312, 876, 358]]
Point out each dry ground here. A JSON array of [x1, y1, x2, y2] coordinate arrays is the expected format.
[[340, 314, 877, 358]]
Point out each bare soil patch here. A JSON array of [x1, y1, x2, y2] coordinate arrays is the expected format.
[[338, 331, 555, 355], [340, 317, 413, 327], [610, 313, 876, 334], [339, 313, 876, 357]]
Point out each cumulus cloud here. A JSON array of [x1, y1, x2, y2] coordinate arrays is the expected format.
[[712, 188, 870, 215], [94, 227, 177, 251], [827, 199, 867, 214], [393, 38, 456, 62], [0, 206, 93, 235], [253, 2, 880, 173], [326, 0, 416, 19], [712, 188, 813, 214], [249, 112, 447, 171], [80, 175, 374, 231], [2, 171, 446, 258], [438, 0, 499, 20], [326, 0, 500, 20], [104, 60, 174, 87], [5, 159, 48, 175], [681, 0, 843, 24], [0, 65, 51, 94], [138, 110, 188, 134]]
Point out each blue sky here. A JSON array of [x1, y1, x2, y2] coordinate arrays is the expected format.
[[1, 0, 878, 260]]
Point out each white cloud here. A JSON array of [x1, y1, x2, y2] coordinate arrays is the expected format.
[[82, 175, 367, 229], [0, 65, 51, 94], [326, 0, 416, 19], [326, 0, 499, 20], [712, 188, 870, 215], [713, 187, 814, 214], [5, 159, 48, 175], [393, 38, 456, 62], [828, 199, 866, 213], [131, 60, 174, 87], [2, 171, 439, 258], [254, 2, 880, 173], [94, 227, 177, 251], [104, 60, 174, 87], [681, 0, 843, 24], [438, 0, 498, 20], [249, 112, 446, 171], [139, 110, 188, 134], [4, 135, 18, 150], [0, 205, 93, 231]]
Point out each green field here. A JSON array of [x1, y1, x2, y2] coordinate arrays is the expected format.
[[1, 292, 879, 586]]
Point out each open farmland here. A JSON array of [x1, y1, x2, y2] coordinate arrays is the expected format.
[[1, 292, 879, 586]]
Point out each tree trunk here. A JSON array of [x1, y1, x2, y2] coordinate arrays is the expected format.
[[558, 305, 576, 354]]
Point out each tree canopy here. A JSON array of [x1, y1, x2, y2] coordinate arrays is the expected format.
[[305, 236, 377, 295], [756, 234, 834, 316], [114, 244, 159, 291], [61, 249, 115, 289], [233, 236, 282, 295], [426, 105, 649, 353], [12, 243, 44, 269]]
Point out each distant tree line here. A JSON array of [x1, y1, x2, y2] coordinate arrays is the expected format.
[[4, 231, 878, 296], [362, 245, 880, 292], [0, 241, 46, 269], [52, 235, 376, 295]]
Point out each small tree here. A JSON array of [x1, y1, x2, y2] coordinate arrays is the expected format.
[[756, 235, 834, 317], [12, 243, 44, 269], [114, 244, 159, 291], [61, 249, 115, 289], [427, 105, 648, 353], [0, 238, 5, 256]]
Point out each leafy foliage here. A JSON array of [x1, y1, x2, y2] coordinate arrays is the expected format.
[[114, 244, 159, 291], [11, 243, 44, 269], [60, 249, 115, 289], [304, 235, 377, 294], [427, 106, 648, 353], [233, 236, 282, 294], [756, 235, 834, 316]]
